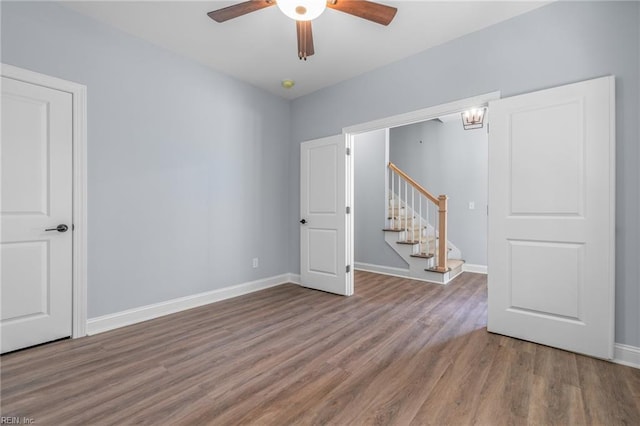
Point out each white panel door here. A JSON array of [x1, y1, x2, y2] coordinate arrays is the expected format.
[[1, 76, 73, 353], [300, 135, 352, 295], [488, 76, 615, 359]]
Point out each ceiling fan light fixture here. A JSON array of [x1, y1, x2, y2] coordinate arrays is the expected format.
[[277, 0, 326, 21]]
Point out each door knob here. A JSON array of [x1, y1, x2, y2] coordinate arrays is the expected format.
[[300, 219, 307, 224], [45, 224, 69, 232]]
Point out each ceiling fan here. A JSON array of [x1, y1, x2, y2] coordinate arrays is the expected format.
[[207, 0, 398, 60]]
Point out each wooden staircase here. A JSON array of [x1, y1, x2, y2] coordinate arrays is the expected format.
[[383, 163, 464, 284]]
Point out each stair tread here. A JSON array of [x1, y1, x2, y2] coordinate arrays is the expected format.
[[425, 259, 465, 273], [410, 253, 434, 259], [395, 240, 454, 249], [420, 246, 453, 251], [388, 217, 419, 220]]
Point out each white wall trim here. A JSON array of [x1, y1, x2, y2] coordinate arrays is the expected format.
[[87, 273, 295, 335], [343, 91, 501, 134], [84, 264, 640, 370], [356, 262, 477, 284], [1, 64, 88, 339], [462, 264, 488, 274], [354, 262, 410, 279], [607, 76, 616, 361], [612, 343, 640, 369], [287, 273, 302, 285]]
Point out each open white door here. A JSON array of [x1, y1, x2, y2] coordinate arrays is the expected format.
[[488, 76, 615, 359], [1, 76, 73, 353], [300, 135, 353, 296]]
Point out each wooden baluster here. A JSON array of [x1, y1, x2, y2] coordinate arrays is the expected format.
[[436, 195, 448, 272], [411, 187, 415, 242], [433, 205, 437, 267], [426, 198, 430, 258], [404, 181, 408, 236], [419, 196, 422, 254], [390, 169, 394, 229], [395, 172, 398, 228], [393, 171, 398, 229]]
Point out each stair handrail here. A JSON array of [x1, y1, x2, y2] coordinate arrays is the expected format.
[[388, 162, 439, 204], [388, 162, 449, 272]]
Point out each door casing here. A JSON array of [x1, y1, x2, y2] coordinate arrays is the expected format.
[[1, 64, 88, 339]]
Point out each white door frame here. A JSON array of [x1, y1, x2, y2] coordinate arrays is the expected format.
[[2, 64, 88, 338], [343, 92, 500, 284], [343, 92, 501, 136]]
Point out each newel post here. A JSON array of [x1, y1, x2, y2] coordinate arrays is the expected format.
[[436, 195, 448, 272]]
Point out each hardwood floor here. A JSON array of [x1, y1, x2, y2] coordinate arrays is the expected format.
[[2, 271, 639, 425]]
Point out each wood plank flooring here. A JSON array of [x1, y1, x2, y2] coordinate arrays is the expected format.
[[2, 271, 639, 425]]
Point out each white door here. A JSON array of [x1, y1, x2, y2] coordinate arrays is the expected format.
[[300, 135, 353, 295], [1, 76, 73, 353], [488, 76, 615, 359]]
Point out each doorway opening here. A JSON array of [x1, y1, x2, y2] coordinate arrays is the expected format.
[[353, 111, 489, 283], [345, 92, 499, 290]]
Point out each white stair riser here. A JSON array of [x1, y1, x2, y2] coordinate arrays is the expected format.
[[396, 231, 455, 259], [384, 231, 462, 284]]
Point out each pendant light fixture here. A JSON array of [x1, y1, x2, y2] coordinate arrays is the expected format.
[[461, 108, 486, 130]]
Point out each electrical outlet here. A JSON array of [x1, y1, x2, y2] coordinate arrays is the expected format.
[[468, 201, 475, 210], [252, 258, 259, 268]]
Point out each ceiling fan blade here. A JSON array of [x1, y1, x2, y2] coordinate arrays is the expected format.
[[207, 0, 275, 23], [296, 20, 315, 60], [326, 0, 397, 26]]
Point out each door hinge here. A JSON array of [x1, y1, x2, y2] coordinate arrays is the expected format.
[[346, 265, 351, 273], [486, 123, 490, 134], [346, 147, 351, 156], [346, 206, 351, 214]]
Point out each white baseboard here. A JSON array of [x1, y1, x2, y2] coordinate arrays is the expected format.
[[87, 273, 294, 335], [287, 273, 302, 285], [462, 264, 488, 274], [356, 262, 489, 277], [86, 269, 640, 371], [613, 343, 640, 369], [354, 262, 410, 279]]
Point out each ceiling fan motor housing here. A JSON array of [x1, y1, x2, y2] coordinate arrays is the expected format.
[[207, 0, 398, 59]]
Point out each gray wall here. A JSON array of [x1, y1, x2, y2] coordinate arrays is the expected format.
[[353, 130, 407, 269], [290, 1, 640, 347], [390, 119, 488, 266], [1, 2, 292, 318], [2, 1, 639, 348]]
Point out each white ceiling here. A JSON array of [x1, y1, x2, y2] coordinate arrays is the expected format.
[[62, 1, 549, 99]]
